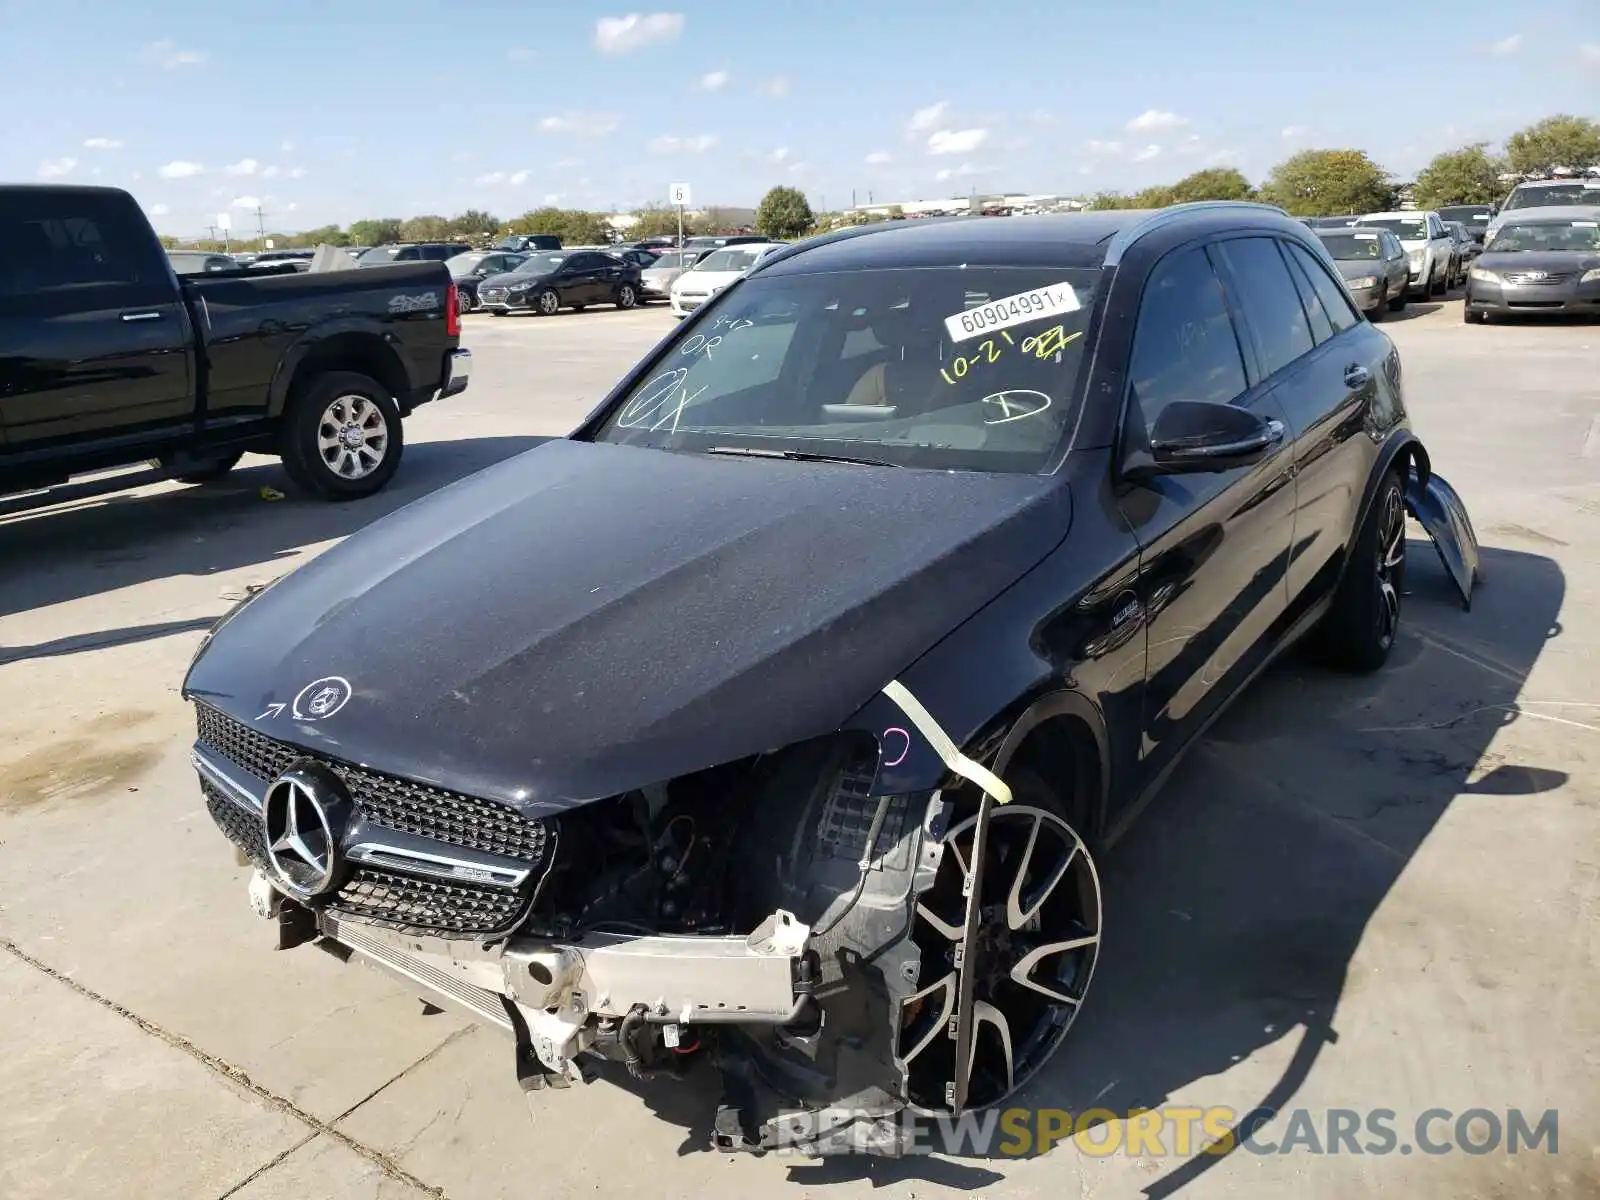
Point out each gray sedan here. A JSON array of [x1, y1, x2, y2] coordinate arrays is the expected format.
[[1314, 228, 1411, 317], [637, 249, 700, 303], [1464, 205, 1600, 323]]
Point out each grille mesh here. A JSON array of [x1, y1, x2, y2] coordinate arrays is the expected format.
[[194, 704, 546, 861]]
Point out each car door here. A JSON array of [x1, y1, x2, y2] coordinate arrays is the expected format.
[[1113, 242, 1297, 786], [552, 254, 592, 304], [0, 189, 193, 452], [1216, 235, 1379, 611], [1381, 233, 1408, 294]]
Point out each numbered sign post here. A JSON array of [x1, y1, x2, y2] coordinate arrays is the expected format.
[[669, 182, 691, 248]]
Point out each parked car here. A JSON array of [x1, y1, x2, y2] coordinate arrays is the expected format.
[[1303, 216, 1359, 229], [497, 232, 563, 252], [1487, 178, 1600, 236], [0, 185, 471, 501], [251, 249, 315, 272], [609, 247, 663, 271], [1314, 227, 1410, 316], [669, 242, 788, 316], [445, 250, 529, 313], [638, 249, 698, 302], [681, 233, 769, 257], [1351, 210, 1456, 296], [1444, 221, 1481, 275], [1436, 204, 1495, 245], [168, 250, 239, 274], [356, 242, 471, 267], [478, 249, 642, 316], [183, 202, 1475, 1157], [1464, 206, 1600, 324]]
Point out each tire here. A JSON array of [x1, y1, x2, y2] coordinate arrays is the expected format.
[[170, 452, 243, 484], [1387, 286, 1408, 312], [278, 371, 404, 501], [1368, 286, 1386, 321], [535, 288, 561, 316], [616, 282, 638, 310], [456, 289, 474, 317], [490, 310, 507, 317], [1429, 265, 1446, 296], [1314, 470, 1406, 673], [1464, 307, 1487, 325]]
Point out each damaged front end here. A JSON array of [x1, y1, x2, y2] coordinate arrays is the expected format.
[[193, 687, 1103, 1157]]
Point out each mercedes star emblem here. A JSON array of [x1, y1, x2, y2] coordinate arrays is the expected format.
[[262, 766, 349, 898]]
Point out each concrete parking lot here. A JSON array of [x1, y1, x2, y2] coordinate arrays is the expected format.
[[1, 296, 1596, 1199]]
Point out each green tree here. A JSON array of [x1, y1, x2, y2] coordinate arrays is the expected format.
[[450, 209, 501, 241], [1133, 184, 1176, 208], [698, 206, 744, 232], [1167, 166, 1256, 204], [1085, 191, 1134, 210], [505, 207, 565, 236], [630, 202, 698, 239], [885, 204, 905, 220], [348, 218, 402, 246], [558, 209, 613, 244], [400, 214, 452, 242], [1504, 115, 1600, 178], [1258, 149, 1396, 216], [755, 185, 814, 239], [1410, 143, 1505, 208], [297, 224, 351, 247]]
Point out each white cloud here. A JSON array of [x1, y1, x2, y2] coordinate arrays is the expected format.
[[1126, 109, 1188, 133], [232, 195, 261, 209], [475, 171, 507, 185], [288, 166, 307, 179], [280, 140, 295, 153], [768, 147, 790, 163], [649, 133, 717, 154], [90, 167, 102, 177], [787, 161, 810, 174], [1085, 139, 1122, 156], [158, 160, 204, 179], [148, 203, 169, 216], [37, 157, 76, 179], [510, 169, 531, 185], [1281, 125, 1307, 138], [697, 69, 729, 91], [1488, 33, 1521, 56], [1132, 144, 1162, 162], [865, 150, 892, 165], [1582, 43, 1600, 65], [140, 39, 206, 69], [1204, 148, 1239, 166], [927, 128, 988, 155], [262, 164, 280, 179], [539, 112, 620, 138], [83, 137, 123, 150], [286, 202, 298, 212], [508, 46, 534, 61], [131, 171, 142, 181], [544, 192, 565, 205], [1177, 135, 1205, 156], [907, 102, 949, 136], [224, 158, 259, 176], [555, 157, 583, 168], [595, 13, 684, 54], [934, 162, 990, 182], [760, 76, 791, 97]]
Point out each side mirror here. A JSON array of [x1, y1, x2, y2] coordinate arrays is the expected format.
[[1126, 400, 1286, 480]]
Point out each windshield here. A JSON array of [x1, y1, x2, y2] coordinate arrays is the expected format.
[[1504, 182, 1600, 210], [356, 246, 399, 264], [1318, 232, 1385, 260], [1438, 206, 1492, 224], [591, 265, 1102, 473], [1356, 217, 1430, 240], [445, 253, 485, 273], [695, 247, 766, 273], [646, 251, 689, 269], [513, 253, 569, 273], [1486, 220, 1600, 253]]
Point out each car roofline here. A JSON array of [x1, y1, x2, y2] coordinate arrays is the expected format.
[[1101, 200, 1291, 265]]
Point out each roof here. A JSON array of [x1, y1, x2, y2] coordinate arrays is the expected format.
[[1493, 204, 1600, 223], [1512, 178, 1600, 189], [759, 204, 1293, 276], [1356, 211, 1430, 220]]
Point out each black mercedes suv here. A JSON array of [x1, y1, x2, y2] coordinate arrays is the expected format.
[[183, 203, 1478, 1155]]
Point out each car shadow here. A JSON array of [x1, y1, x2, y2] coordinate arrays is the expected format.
[[599, 540, 1563, 1190], [1375, 301, 1443, 323], [0, 435, 550, 623]]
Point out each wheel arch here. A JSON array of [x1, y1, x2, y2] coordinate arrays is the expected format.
[[270, 330, 413, 419], [988, 691, 1112, 843]]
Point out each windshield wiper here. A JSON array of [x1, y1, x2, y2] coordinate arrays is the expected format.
[[704, 445, 902, 468]]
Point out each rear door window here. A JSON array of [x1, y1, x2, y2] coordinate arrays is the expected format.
[[1280, 246, 1334, 345], [1214, 238, 1314, 381], [1286, 242, 1360, 333]]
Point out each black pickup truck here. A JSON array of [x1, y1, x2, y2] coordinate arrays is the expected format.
[[0, 185, 471, 501]]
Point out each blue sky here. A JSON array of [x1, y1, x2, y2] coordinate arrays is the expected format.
[[2, 0, 1596, 235]]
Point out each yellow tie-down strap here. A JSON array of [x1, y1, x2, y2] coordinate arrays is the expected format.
[[881, 679, 1012, 805]]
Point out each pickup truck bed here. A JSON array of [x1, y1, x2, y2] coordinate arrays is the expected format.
[[0, 184, 471, 501]]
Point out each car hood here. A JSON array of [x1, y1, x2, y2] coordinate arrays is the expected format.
[[184, 439, 1071, 815], [641, 267, 683, 283], [480, 270, 554, 288], [1477, 250, 1600, 274], [674, 269, 744, 293]]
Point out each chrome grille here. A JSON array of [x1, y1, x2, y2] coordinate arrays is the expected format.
[[194, 704, 547, 861], [1502, 271, 1574, 286]]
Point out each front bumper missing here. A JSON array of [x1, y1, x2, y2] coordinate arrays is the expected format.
[[269, 885, 811, 1085]]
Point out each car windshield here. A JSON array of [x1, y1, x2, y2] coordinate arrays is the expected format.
[[1439, 206, 1492, 223], [1486, 221, 1600, 252], [1318, 232, 1385, 260], [647, 251, 689, 269], [695, 247, 766, 272], [1357, 217, 1430, 240], [513, 253, 569, 273], [356, 246, 399, 264], [445, 253, 485, 272], [591, 265, 1102, 473], [1504, 183, 1600, 210]]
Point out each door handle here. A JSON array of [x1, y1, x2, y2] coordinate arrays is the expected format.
[[121, 310, 164, 322], [1344, 364, 1371, 389]]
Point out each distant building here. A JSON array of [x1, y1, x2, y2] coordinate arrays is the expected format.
[[841, 193, 1083, 221]]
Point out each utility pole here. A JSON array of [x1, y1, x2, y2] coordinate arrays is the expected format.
[[206, 224, 218, 246], [254, 205, 268, 251]]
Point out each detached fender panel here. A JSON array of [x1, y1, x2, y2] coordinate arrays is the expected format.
[[1405, 464, 1479, 610]]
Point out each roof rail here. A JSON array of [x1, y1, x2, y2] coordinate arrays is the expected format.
[[1103, 200, 1289, 266], [751, 214, 977, 274]]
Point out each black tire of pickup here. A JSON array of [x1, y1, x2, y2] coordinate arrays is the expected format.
[[170, 452, 243, 484], [278, 371, 404, 501]]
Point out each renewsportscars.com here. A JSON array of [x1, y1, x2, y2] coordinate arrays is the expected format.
[[775, 1105, 1561, 1158]]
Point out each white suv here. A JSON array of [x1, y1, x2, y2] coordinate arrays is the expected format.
[[1353, 210, 1456, 296]]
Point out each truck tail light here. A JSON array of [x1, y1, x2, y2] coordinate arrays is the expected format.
[[446, 284, 461, 337]]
